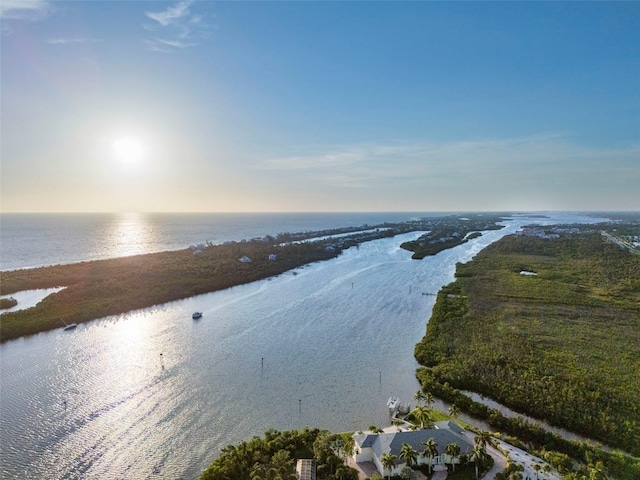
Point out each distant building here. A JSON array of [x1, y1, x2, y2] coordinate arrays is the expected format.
[[268, 254, 277, 261], [189, 244, 204, 255], [296, 459, 316, 480], [516, 227, 559, 239], [239, 256, 252, 263]]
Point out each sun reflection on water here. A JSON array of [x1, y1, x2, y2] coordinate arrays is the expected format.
[[104, 311, 161, 388], [98, 213, 158, 259]]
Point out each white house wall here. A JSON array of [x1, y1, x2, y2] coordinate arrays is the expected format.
[[355, 447, 374, 463]]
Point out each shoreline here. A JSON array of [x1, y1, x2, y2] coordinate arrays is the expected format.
[[1, 214, 508, 343], [0, 239, 340, 342]]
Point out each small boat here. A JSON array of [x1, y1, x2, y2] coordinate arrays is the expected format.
[[192, 312, 202, 319], [387, 396, 400, 413], [59, 318, 77, 331]]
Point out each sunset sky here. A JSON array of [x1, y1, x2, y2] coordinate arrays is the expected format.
[[1, 1, 638, 213]]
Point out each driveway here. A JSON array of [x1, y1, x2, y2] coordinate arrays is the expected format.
[[348, 457, 379, 480], [460, 430, 506, 479], [495, 439, 561, 480]]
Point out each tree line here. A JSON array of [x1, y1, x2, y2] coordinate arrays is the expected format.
[[414, 229, 640, 478], [199, 428, 358, 480]]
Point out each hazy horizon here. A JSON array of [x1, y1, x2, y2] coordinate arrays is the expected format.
[[2, 209, 639, 215], [2, 1, 638, 213]]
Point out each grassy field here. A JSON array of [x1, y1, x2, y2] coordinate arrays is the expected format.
[[415, 228, 640, 458]]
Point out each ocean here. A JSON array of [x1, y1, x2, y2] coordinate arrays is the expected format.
[[0, 212, 443, 271]]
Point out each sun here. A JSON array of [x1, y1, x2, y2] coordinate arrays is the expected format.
[[113, 137, 145, 165]]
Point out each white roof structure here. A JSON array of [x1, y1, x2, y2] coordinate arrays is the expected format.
[[296, 459, 316, 480]]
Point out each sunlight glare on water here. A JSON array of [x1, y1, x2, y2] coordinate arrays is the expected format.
[[96, 213, 160, 259]]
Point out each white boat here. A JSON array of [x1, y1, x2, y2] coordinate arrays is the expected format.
[[387, 396, 400, 413], [60, 318, 77, 331], [192, 312, 202, 319]]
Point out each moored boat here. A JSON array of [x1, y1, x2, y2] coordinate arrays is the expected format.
[[59, 318, 77, 331]]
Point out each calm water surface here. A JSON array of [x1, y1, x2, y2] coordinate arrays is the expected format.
[[0, 213, 608, 479], [0, 212, 437, 271]]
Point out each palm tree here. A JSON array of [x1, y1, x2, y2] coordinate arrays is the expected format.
[[423, 391, 434, 407], [399, 443, 418, 468], [421, 437, 438, 474], [414, 390, 426, 406], [445, 443, 461, 471], [341, 436, 355, 460], [448, 403, 460, 420], [380, 452, 397, 480], [472, 443, 487, 480], [475, 431, 491, 448], [368, 425, 384, 434], [413, 405, 433, 429]]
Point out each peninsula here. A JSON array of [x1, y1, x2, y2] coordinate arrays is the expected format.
[[0, 214, 506, 342]]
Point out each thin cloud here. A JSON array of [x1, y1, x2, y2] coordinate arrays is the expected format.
[[46, 38, 102, 45], [0, 0, 50, 20], [143, 1, 210, 52], [146, 1, 191, 27], [154, 38, 196, 48], [260, 136, 640, 191]]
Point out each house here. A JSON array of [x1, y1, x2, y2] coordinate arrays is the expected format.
[[268, 254, 277, 261], [352, 422, 472, 477], [189, 244, 205, 255], [239, 255, 252, 263], [296, 459, 316, 480]]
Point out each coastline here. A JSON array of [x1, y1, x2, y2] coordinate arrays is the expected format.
[[0, 214, 508, 343], [0, 238, 340, 342], [0, 212, 447, 272]]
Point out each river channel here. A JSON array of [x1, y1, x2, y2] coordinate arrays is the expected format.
[[0, 213, 604, 479]]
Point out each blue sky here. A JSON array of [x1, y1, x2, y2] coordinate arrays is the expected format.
[[1, 1, 638, 212]]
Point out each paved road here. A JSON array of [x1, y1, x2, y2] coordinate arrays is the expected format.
[[462, 430, 560, 480]]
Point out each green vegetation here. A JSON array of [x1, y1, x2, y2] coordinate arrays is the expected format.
[[1, 215, 508, 343], [199, 428, 358, 480], [0, 238, 344, 342], [0, 297, 17, 309], [417, 368, 640, 479], [400, 213, 505, 259], [414, 226, 640, 477], [437, 462, 486, 480]]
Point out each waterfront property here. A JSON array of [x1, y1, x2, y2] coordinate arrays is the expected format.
[[352, 421, 472, 476]]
